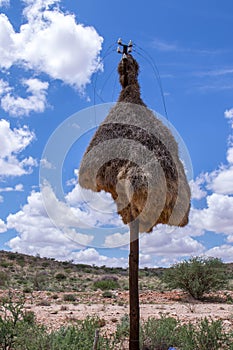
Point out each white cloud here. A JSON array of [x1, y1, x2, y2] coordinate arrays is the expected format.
[[104, 231, 130, 248], [5, 187, 129, 266], [199, 108, 233, 195], [152, 39, 178, 52], [66, 183, 116, 214], [140, 225, 204, 257], [40, 158, 55, 169], [6, 178, 122, 253], [0, 79, 11, 96], [207, 166, 233, 195], [226, 235, 233, 243], [0, 119, 36, 177], [0, 218, 6, 232], [191, 193, 233, 235], [224, 108, 233, 125], [152, 39, 220, 55], [0, 0, 103, 91], [205, 245, 233, 263], [196, 69, 233, 78], [69, 248, 128, 267], [0, 0, 9, 7], [227, 147, 233, 164], [189, 176, 207, 200], [1, 78, 49, 116], [65, 172, 122, 228], [0, 14, 15, 68], [4, 102, 233, 266], [0, 183, 23, 192], [186, 108, 233, 245], [41, 183, 95, 230], [7, 189, 93, 256]]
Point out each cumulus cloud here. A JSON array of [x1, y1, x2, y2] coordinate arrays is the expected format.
[[41, 183, 94, 230], [0, 0, 9, 6], [6, 177, 122, 255], [41, 181, 120, 231], [104, 231, 130, 248], [0, 183, 23, 192], [207, 166, 233, 195], [224, 108, 233, 126], [204, 109, 233, 194], [69, 248, 128, 267], [205, 245, 233, 262], [7, 189, 94, 256], [5, 186, 129, 266], [40, 158, 55, 169], [0, 79, 11, 96], [4, 104, 233, 265], [65, 172, 122, 228], [0, 119, 37, 176], [191, 193, 233, 235], [1, 78, 49, 116], [140, 224, 204, 257], [0, 218, 6, 232], [189, 175, 207, 200], [0, 0, 103, 91], [5, 180, 207, 266], [189, 108, 233, 240]]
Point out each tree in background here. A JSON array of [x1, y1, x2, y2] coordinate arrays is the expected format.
[[163, 256, 228, 300]]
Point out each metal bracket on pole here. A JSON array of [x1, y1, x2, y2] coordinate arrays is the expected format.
[[117, 38, 133, 58]]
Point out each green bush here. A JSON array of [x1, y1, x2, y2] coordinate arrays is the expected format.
[[55, 273, 67, 281], [102, 291, 113, 298], [141, 315, 178, 349], [177, 317, 228, 350], [141, 316, 232, 350], [0, 271, 9, 286], [116, 314, 129, 337], [63, 294, 76, 302], [23, 287, 32, 293], [0, 292, 233, 350], [162, 256, 228, 300], [93, 279, 119, 291]]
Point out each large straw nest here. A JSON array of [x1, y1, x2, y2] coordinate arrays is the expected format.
[[79, 55, 190, 233]]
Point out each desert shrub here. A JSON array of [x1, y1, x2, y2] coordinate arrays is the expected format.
[[141, 315, 178, 350], [41, 261, 50, 268], [93, 278, 119, 291], [33, 272, 48, 291], [46, 317, 112, 350], [52, 294, 59, 300], [55, 273, 66, 281], [63, 294, 76, 302], [162, 256, 228, 300], [0, 271, 9, 286], [177, 317, 231, 350], [0, 292, 31, 349], [0, 293, 233, 350], [102, 291, 113, 298], [0, 261, 12, 268], [140, 316, 233, 350], [37, 300, 51, 307], [23, 287, 32, 293], [115, 314, 130, 339], [22, 310, 36, 325]]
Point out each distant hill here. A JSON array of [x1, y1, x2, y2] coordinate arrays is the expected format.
[[0, 250, 165, 292]]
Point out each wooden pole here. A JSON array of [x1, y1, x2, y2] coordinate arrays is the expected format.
[[92, 329, 99, 350], [129, 218, 140, 350]]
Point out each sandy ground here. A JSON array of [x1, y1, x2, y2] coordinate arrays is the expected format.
[[1, 289, 232, 337]]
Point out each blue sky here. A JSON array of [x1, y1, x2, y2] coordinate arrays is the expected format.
[[0, 0, 233, 267]]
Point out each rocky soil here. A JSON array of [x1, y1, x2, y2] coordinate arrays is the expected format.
[[1, 289, 233, 337]]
